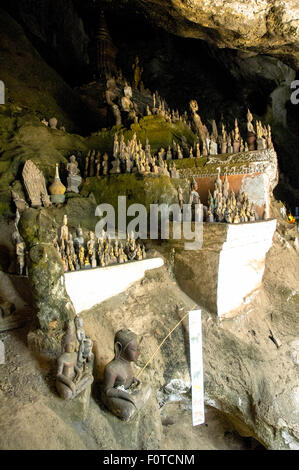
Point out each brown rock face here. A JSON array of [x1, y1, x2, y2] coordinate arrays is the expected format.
[[106, 0, 299, 69]]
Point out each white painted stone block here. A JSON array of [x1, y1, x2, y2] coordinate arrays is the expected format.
[[64, 257, 164, 314], [217, 220, 277, 317], [0, 81, 4, 105], [0, 340, 4, 364]]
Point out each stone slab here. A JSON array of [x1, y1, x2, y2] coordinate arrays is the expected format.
[[173, 220, 277, 318], [64, 257, 164, 314]]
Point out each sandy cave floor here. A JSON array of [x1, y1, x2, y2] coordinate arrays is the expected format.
[[0, 207, 298, 450], [0, 279, 258, 451]]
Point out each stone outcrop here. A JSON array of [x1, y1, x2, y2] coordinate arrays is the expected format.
[[18, 209, 76, 357], [108, 0, 299, 69]]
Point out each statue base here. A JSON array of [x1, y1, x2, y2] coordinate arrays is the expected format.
[[62, 384, 92, 421], [67, 174, 82, 193], [50, 194, 65, 204]]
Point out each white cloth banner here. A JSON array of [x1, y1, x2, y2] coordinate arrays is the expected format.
[[189, 309, 205, 426]]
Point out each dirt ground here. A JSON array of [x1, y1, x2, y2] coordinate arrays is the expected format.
[[0, 280, 258, 451], [0, 202, 298, 450]]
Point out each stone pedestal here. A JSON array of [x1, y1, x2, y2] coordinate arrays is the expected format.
[[62, 384, 91, 421], [173, 220, 277, 318], [67, 174, 82, 193]]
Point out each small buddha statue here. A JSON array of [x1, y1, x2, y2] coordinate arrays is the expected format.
[[102, 153, 109, 175], [136, 244, 142, 261], [56, 327, 94, 400], [67, 155, 82, 193], [100, 253, 106, 267], [67, 234, 75, 257], [101, 329, 151, 421], [118, 243, 125, 264], [114, 240, 119, 258], [196, 143, 201, 158], [60, 215, 69, 253], [87, 231, 96, 262], [68, 255, 75, 271], [132, 56, 143, 89], [78, 246, 85, 269], [74, 227, 85, 254], [74, 316, 94, 369], [109, 245, 117, 265]]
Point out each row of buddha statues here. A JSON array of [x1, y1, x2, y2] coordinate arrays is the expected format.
[[105, 68, 191, 129], [189, 102, 274, 156], [57, 318, 150, 421], [106, 62, 274, 159], [55, 216, 147, 273], [81, 135, 180, 178]]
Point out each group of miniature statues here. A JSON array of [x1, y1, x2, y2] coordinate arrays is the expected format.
[[177, 173, 261, 224], [82, 109, 274, 179], [54, 215, 147, 273], [206, 172, 259, 223], [105, 59, 274, 160], [81, 134, 180, 178], [109, 133, 180, 177], [189, 103, 274, 157], [105, 58, 191, 129], [57, 318, 150, 422]]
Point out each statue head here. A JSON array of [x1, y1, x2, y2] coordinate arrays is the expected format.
[[76, 227, 83, 237], [74, 315, 84, 330], [114, 329, 139, 362], [107, 78, 116, 90], [189, 100, 198, 113], [70, 155, 76, 163], [191, 177, 198, 191], [63, 326, 78, 353], [124, 85, 132, 98], [63, 214, 67, 226]]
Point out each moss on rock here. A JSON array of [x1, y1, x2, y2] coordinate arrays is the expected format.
[[19, 208, 75, 356]]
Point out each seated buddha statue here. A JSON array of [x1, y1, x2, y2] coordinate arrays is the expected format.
[[56, 327, 94, 400], [101, 329, 151, 421]]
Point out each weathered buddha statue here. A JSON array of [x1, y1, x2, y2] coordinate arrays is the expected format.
[[74, 316, 94, 369], [60, 215, 69, 253], [132, 56, 143, 89], [56, 327, 94, 400], [74, 227, 85, 254], [87, 231, 96, 261], [67, 155, 82, 193], [101, 329, 151, 421]]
